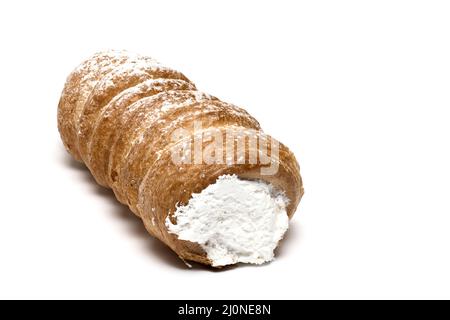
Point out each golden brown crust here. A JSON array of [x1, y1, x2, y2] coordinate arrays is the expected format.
[[88, 79, 196, 187], [77, 62, 192, 163], [121, 100, 261, 214], [107, 90, 215, 205], [58, 51, 304, 266], [57, 51, 157, 161]]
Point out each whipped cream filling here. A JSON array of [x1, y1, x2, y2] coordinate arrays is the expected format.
[[166, 175, 289, 266]]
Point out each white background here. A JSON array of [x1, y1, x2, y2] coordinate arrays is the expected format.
[[0, 0, 449, 299]]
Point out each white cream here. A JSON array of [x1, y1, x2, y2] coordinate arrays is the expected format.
[[165, 175, 289, 267]]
